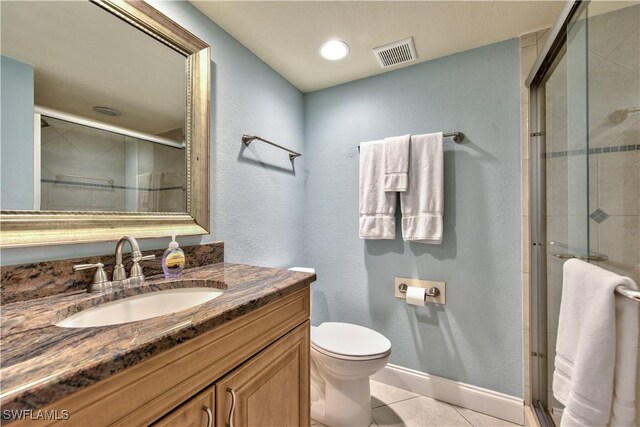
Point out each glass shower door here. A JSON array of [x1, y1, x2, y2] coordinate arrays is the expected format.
[[542, 5, 590, 423], [536, 2, 640, 425]]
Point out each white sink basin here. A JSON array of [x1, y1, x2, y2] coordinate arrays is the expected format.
[[56, 287, 224, 328]]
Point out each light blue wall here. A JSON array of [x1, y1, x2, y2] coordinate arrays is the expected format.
[[0, 2, 306, 268], [303, 39, 522, 397], [0, 3, 523, 399], [1, 56, 34, 211]]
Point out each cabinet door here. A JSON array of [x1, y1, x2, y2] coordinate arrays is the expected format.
[[216, 321, 310, 427], [152, 386, 215, 427]]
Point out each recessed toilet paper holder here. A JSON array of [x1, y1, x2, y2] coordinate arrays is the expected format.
[[398, 283, 440, 299], [394, 277, 446, 304]]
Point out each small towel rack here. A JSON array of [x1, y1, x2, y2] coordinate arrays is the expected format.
[[357, 131, 465, 152], [242, 134, 301, 160]]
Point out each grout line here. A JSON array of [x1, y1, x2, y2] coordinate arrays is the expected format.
[[374, 396, 477, 426], [451, 404, 474, 426], [372, 394, 423, 409], [372, 394, 421, 409]]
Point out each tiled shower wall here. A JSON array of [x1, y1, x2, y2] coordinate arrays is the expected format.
[[127, 137, 186, 212], [40, 117, 185, 212], [584, 6, 639, 285], [41, 117, 127, 211]]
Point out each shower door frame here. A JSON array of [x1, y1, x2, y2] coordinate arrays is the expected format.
[[526, 1, 587, 425]]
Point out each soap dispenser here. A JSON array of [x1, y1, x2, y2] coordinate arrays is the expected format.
[[162, 235, 185, 279]]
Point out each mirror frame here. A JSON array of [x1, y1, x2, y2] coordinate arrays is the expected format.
[[0, 0, 210, 248]]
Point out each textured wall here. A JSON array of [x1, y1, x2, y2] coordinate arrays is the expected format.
[[1, 56, 34, 211], [303, 39, 522, 397], [1, 3, 524, 401], [1, 2, 306, 268]]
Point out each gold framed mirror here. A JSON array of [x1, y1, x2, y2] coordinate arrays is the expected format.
[[0, 0, 210, 248]]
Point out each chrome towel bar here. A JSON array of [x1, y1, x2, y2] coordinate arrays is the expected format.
[[357, 131, 465, 152], [616, 285, 640, 302], [242, 134, 301, 160], [549, 242, 638, 302]]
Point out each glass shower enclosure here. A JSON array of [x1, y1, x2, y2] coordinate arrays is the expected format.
[[527, 1, 639, 425]]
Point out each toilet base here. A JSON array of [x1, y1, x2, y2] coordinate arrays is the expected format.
[[311, 347, 389, 427], [311, 376, 372, 427]]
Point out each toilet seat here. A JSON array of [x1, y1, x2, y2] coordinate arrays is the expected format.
[[311, 322, 391, 360], [311, 343, 390, 361]]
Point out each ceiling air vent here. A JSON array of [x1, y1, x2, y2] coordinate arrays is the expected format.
[[372, 37, 417, 68]]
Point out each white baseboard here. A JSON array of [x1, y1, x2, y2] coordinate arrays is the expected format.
[[371, 364, 524, 425]]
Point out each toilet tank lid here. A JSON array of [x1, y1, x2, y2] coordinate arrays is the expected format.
[[288, 267, 315, 273], [311, 322, 391, 357]]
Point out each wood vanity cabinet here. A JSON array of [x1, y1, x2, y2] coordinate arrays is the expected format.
[[20, 287, 310, 427], [152, 387, 215, 427], [215, 324, 308, 427], [153, 323, 309, 427]]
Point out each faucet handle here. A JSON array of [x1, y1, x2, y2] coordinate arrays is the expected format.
[[74, 263, 109, 291], [73, 262, 104, 271], [130, 253, 156, 283]]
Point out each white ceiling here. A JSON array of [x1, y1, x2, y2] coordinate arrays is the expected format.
[[192, 1, 566, 93], [1, 1, 185, 136]]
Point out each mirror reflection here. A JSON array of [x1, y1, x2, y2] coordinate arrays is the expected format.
[[0, 1, 187, 213]]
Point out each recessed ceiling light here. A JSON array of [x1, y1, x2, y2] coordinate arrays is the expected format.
[[92, 106, 121, 117], [319, 40, 349, 61]]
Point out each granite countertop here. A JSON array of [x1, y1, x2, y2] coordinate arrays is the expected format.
[[0, 262, 315, 411]]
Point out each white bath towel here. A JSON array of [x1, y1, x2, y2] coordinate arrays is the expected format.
[[553, 259, 638, 427], [359, 140, 397, 239], [384, 134, 410, 192], [610, 291, 639, 426], [400, 132, 443, 244], [137, 172, 162, 212]]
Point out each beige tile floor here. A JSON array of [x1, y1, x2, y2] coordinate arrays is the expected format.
[[311, 381, 520, 427]]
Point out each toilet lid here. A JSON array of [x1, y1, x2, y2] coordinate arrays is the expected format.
[[288, 267, 316, 273], [311, 322, 391, 358]]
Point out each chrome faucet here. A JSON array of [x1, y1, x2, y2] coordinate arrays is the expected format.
[[74, 235, 155, 293], [113, 235, 143, 282]]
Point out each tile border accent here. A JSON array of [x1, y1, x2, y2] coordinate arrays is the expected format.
[[371, 363, 524, 425], [544, 144, 639, 158]]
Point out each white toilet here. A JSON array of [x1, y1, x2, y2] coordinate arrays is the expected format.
[[288, 268, 391, 427]]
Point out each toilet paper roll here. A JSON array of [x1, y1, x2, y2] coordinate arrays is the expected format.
[[406, 286, 426, 306]]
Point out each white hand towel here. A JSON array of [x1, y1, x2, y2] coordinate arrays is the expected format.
[[553, 259, 638, 427], [359, 140, 397, 239], [383, 134, 410, 192], [400, 132, 443, 244]]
